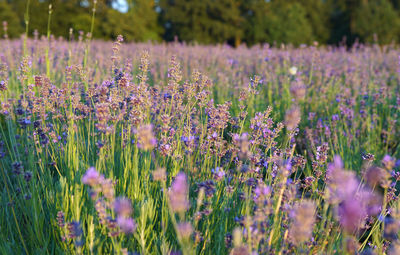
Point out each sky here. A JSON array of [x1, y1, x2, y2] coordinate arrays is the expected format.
[[112, 0, 129, 13]]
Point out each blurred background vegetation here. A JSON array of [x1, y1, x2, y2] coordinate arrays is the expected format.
[[1, 0, 400, 46]]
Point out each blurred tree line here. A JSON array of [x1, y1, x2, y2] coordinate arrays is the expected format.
[[0, 0, 400, 46]]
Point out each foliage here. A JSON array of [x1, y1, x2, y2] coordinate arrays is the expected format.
[[1, 0, 400, 45], [0, 2, 23, 38], [159, 0, 243, 45], [353, 0, 400, 44]]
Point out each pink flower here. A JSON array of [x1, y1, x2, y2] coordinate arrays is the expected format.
[[114, 197, 132, 218], [177, 222, 193, 239], [117, 217, 136, 234], [338, 198, 366, 233], [169, 172, 189, 213], [82, 167, 102, 187]]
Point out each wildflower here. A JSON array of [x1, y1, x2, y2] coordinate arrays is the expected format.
[[316, 143, 329, 164], [117, 34, 124, 43], [68, 221, 83, 239], [193, 231, 203, 245], [303, 176, 316, 189], [284, 105, 301, 131], [106, 218, 120, 237], [169, 172, 190, 213], [19, 56, 32, 82], [207, 101, 232, 130], [0, 80, 7, 91], [388, 241, 400, 255], [326, 156, 358, 203], [289, 66, 298, 75], [292, 155, 306, 170], [363, 166, 390, 188], [289, 200, 316, 245], [24, 171, 32, 182], [338, 198, 367, 233], [95, 199, 108, 224], [11, 161, 23, 175], [136, 124, 157, 150], [113, 196, 136, 234], [153, 168, 167, 182], [230, 246, 250, 255], [111, 35, 124, 69], [290, 79, 306, 100], [177, 222, 193, 239], [384, 217, 399, 241], [68, 221, 84, 247], [118, 75, 128, 88], [82, 167, 101, 187], [253, 183, 271, 205], [249, 75, 262, 94], [332, 114, 340, 121], [101, 178, 115, 201], [232, 133, 250, 160], [114, 197, 132, 218], [345, 237, 360, 254], [382, 155, 396, 170], [230, 227, 249, 255], [95, 103, 111, 133], [225, 233, 233, 248], [362, 153, 375, 162], [56, 211, 65, 228], [197, 180, 216, 198], [212, 167, 225, 181], [117, 216, 136, 234], [34, 75, 43, 87], [2, 21, 7, 36]]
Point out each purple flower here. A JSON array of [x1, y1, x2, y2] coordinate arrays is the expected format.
[[308, 112, 316, 121], [212, 167, 225, 181], [395, 160, 400, 169], [338, 198, 366, 233], [82, 167, 102, 187], [289, 200, 316, 245], [117, 216, 136, 234], [326, 156, 359, 203], [114, 197, 132, 218], [68, 221, 83, 239], [254, 184, 271, 199], [169, 172, 189, 213], [177, 222, 193, 239], [284, 105, 301, 131], [382, 155, 395, 170], [136, 124, 157, 150]]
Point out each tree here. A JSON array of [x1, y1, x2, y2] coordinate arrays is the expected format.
[[268, 2, 313, 45], [0, 1, 23, 38], [295, 0, 331, 43], [159, 0, 243, 45], [240, 0, 270, 45], [126, 0, 162, 41], [353, 0, 400, 44], [241, 0, 313, 46], [3, 0, 400, 46], [328, 0, 360, 45]]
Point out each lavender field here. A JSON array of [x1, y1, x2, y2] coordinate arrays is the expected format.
[[0, 35, 400, 254]]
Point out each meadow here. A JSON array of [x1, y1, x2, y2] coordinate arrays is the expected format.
[[0, 33, 399, 254]]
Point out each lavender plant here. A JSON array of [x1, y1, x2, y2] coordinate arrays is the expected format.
[[0, 30, 399, 255]]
